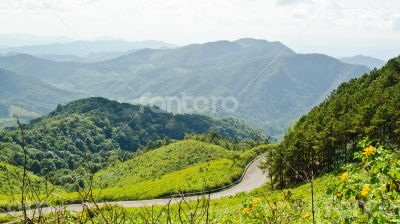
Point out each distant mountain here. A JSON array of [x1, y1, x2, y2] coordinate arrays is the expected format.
[[36, 50, 138, 63], [0, 68, 81, 119], [0, 40, 176, 57], [0, 38, 370, 138], [0, 34, 72, 48], [340, 55, 386, 69], [0, 54, 83, 88]]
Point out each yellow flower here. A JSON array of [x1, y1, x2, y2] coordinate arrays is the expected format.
[[361, 184, 370, 196], [235, 211, 241, 218], [363, 146, 375, 157], [243, 208, 252, 215], [302, 212, 310, 219], [339, 172, 349, 182], [251, 198, 262, 208]]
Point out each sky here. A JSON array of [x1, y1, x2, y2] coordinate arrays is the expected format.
[[0, 0, 400, 60]]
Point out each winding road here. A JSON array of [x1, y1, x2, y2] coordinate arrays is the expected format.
[[6, 156, 268, 216]]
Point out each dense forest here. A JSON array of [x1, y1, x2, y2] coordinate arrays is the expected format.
[[0, 97, 255, 186], [268, 56, 400, 186]]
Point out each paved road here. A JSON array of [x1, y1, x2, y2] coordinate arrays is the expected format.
[[8, 156, 268, 215]]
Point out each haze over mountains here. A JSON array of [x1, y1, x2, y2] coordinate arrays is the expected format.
[[0, 69, 81, 119], [0, 38, 370, 138], [340, 55, 386, 70], [0, 40, 176, 63]]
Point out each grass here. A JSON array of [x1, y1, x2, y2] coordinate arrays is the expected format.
[[92, 158, 243, 201], [59, 143, 270, 202], [0, 141, 269, 212], [0, 162, 53, 210], [116, 172, 339, 223], [93, 140, 240, 188]]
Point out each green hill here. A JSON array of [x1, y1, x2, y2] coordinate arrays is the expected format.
[[64, 140, 268, 201], [95, 158, 243, 201], [0, 97, 254, 187], [0, 162, 48, 207], [271, 56, 400, 185], [93, 140, 240, 188]]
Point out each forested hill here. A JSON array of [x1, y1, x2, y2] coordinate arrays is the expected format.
[[270, 56, 400, 185], [0, 97, 255, 182]]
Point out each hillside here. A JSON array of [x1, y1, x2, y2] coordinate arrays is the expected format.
[[340, 55, 386, 69], [0, 54, 82, 84], [0, 38, 370, 138], [0, 68, 81, 120], [57, 141, 268, 201], [0, 162, 48, 204], [93, 140, 239, 188], [271, 56, 400, 185], [0, 97, 254, 187], [89, 140, 262, 200]]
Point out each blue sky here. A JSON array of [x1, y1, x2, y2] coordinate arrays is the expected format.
[[0, 0, 399, 60]]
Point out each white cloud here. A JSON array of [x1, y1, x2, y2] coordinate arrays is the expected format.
[[276, 0, 300, 5], [0, 0, 399, 59], [392, 17, 400, 31]]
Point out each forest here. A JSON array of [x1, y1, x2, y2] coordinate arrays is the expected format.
[[268, 56, 400, 187]]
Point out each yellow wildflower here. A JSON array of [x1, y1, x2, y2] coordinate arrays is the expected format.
[[243, 207, 252, 215], [251, 198, 262, 208], [339, 172, 349, 182], [363, 146, 375, 157], [235, 211, 241, 218], [361, 184, 370, 196], [302, 212, 310, 219]]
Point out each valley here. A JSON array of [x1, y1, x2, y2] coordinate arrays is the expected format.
[[0, 40, 398, 223], [0, 39, 370, 139]]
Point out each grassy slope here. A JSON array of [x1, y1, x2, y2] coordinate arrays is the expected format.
[[58, 142, 269, 201], [93, 140, 240, 188], [121, 172, 337, 223], [0, 162, 51, 208], [95, 158, 243, 200]]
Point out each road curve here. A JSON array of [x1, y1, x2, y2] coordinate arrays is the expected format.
[[22, 156, 268, 215]]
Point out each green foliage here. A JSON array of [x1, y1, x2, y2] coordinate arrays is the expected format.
[[184, 132, 268, 151], [0, 97, 253, 187], [273, 56, 400, 185], [324, 141, 400, 223], [0, 162, 53, 209], [93, 140, 240, 188], [93, 158, 243, 201]]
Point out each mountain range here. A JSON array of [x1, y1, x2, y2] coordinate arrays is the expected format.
[[0, 40, 176, 63], [340, 55, 386, 69], [0, 38, 370, 138]]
